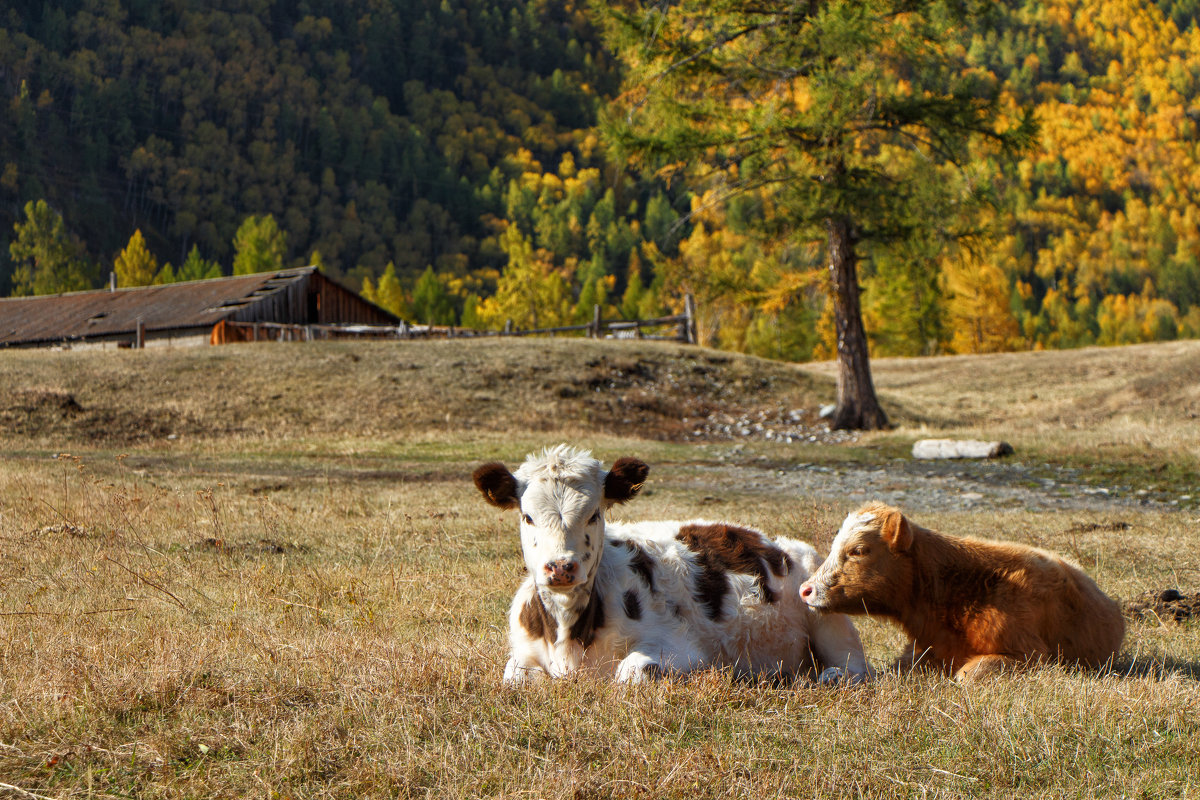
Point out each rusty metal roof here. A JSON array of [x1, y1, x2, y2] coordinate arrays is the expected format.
[[0, 267, 322, 346]]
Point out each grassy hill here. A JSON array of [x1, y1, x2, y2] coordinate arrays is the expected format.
[[2, 336, 1197, 464], [0, 338, 1197, 797]]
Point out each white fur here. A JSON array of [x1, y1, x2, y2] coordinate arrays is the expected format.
[[830, 509, 876, 554], [494, 447, 871, 684]]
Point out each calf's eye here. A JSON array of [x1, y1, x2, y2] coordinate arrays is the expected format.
[[522, 513, 534, 525], [849, 545, 868, 557], [588, 510, 601, 525]]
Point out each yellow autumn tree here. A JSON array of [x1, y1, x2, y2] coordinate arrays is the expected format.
[[943, 254, 1022, 354], [647, 190, 759, 350], [476, 226, 570, 330], [360, 262, 407, 319], [114, 229, 159, 287], [1096, 285, 1179, 346]]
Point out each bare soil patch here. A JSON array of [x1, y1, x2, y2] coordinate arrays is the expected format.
[[1124, 589, 1200, 623], [194, 537, 312, 557], [0, 388, 235, 443], [559, 353, 853, 443]]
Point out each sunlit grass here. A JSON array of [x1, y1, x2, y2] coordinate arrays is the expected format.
[[0, 339, 1198, 797]]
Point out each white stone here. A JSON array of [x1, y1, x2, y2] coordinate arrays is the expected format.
[[912, 439, 1014, 460]]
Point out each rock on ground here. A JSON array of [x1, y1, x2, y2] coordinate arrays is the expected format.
[[913, 439, 1014, 459]]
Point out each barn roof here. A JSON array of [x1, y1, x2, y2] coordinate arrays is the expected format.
[[0, 267, 397, 347]]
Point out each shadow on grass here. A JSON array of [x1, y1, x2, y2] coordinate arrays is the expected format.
[[1108, 654, 1200, 681]]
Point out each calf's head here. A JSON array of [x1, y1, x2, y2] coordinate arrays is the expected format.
[[800, 502, 914, 616], [474, 445, 648, 591]]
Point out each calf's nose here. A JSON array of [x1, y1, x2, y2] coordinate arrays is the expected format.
[[800, 581, 814, 599], [543, 559, 579, 586]]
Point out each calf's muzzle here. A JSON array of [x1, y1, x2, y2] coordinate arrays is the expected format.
[[543, 558, 580, 587]]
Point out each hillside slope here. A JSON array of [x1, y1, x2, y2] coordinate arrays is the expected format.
[[1, 339, 1197, 467], [0, 339, 829, 447]]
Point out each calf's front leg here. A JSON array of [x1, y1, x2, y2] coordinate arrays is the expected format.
[[615, 638, 705, 683], [954, 654, 1022, 681], [503, 657, 548, 685], [809, 611, 873, 684], [615, 651, 665, 683]]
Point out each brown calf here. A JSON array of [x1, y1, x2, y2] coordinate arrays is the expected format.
[[799, 502, 1125, 680]]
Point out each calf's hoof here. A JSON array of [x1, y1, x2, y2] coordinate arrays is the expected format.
[[817, 666, 872, 686]]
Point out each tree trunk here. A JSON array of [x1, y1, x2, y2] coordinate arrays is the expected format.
[[826, 214, 890, 431]]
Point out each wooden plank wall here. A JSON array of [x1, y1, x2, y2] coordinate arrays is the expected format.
[[225, 273, 397, 326]]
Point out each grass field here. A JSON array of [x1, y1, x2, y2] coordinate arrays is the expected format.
[[0, 338, 1198, 799]]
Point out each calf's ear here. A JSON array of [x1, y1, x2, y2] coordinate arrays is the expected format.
[[603, 457, 649, 506], [880, 509, 913, 553], [473, 463, 520, 509]]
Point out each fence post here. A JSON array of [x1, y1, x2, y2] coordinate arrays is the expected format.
[[135, 318, 145, 349], [591, 304, 601, 338], [683, 293, 697, 344], [504, 319, 513, 334]]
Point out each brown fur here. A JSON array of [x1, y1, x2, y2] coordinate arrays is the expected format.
[[676, 523, 794, 617], [473, 463, 519, 509], [567, 588, 605, 648], [805, 502, 1125, 679], [623, 589, 642, 620], [520, 587, 606, 649], [518, 593, 555, 643], [620, 540, 656, 593], [603, 457, 649, 505], [691, 561, 729, 621]]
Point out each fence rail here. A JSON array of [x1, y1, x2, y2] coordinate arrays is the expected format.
[[214, 295, 698, 346]]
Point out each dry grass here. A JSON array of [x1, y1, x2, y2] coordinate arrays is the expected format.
[[820, 339, 1200, 468], [1, 339, 1199, 798]]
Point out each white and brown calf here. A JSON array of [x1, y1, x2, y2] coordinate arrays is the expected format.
[[474, 445, 871, 684]]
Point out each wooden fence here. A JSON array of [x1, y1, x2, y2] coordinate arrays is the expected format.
[[214, 295, 698, 345]]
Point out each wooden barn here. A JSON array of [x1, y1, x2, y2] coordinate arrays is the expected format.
[[0, 267, 400, 349]]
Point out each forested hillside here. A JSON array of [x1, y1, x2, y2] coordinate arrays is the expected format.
[[3, 0, 1199, 358], [954, 0, 1200, 352], [0, 0, 675, 298]]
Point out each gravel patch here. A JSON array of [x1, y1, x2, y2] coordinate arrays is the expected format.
[[681, 454, 1199, 514]]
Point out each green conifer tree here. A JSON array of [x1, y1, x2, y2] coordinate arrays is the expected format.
[[232, 215, 287, 275], [460, 293, 485, 329], [175, 245, 223, 282], [9, 200, 93, 296], [599, 0, 1035, 428], [411, 265, 456, 325]]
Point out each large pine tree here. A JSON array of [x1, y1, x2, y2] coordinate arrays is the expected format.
[[598, 0, 1034, 428]]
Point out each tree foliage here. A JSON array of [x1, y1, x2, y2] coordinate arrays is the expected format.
[[3, 0, 1200, 358], [114, 229, 160, 288], [0, 0, 618, 290], [232, 215, 287, 276], [598, 0, 1034, 426], [8, 200, 93, 295], [362, 262, 409, 320], [174, 246, 224, 283]]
